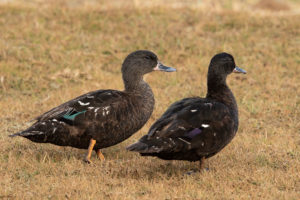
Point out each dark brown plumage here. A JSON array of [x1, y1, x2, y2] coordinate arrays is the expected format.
[[127, 52, 246, 171], [10, 50, 176, 163]]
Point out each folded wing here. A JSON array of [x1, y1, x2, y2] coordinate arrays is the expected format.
[[127, 98, 234, 157]]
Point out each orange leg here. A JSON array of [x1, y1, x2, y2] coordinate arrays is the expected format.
[[84, 139, 96, 164], [96, 149, 105, 161]]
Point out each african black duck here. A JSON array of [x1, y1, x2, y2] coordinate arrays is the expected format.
[[10, 50, 176, 163], [127, 52, 246, 171]]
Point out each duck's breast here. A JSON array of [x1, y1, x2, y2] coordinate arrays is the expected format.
[[91, 91, 155, 148]]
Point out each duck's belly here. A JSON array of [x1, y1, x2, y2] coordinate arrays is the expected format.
[[154, 151, 201, 162], [92, 118, 149, 149]]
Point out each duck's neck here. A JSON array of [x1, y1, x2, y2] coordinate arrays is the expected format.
[[123, 74, 147, 92], [206, 74, 237, 112], [123, 74, 155, 117], [123, 74, 149, 93]]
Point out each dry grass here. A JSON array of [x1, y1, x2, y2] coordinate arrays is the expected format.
[[254, 0, 291, 11], [1, 0, 300, 199]]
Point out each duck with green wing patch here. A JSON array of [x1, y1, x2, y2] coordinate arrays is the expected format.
[[10, 50, 176, 163]]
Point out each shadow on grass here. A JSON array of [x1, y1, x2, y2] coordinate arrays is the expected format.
[[6, 139, 212, 179]]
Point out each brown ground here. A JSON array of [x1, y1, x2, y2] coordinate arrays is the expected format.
[[0, 0, 299, 199]]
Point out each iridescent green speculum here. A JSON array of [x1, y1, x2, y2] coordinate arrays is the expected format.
[[63, 111, 86, 120]]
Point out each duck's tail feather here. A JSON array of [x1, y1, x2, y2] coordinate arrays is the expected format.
[[9, 117, 68, 139], [126, 141, 150, 152], [127, 136, 191, 154], [127, 141, 165, 153], [9, 132, 20, 137], [9, 130, 44, 137], [9, 121, 48, 138]]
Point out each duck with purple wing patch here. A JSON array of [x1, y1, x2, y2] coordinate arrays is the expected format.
[[9, 50, 176, 164], [127, 52, 246, 172]]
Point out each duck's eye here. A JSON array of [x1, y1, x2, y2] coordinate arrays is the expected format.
[[144, 56, 151, 60]]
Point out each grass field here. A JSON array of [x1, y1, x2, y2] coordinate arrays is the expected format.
[[0, 0, 300, 199]]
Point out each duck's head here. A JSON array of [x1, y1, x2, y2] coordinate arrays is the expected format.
[[122, 50, 176, 78], [208, 52, 246, 77]]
